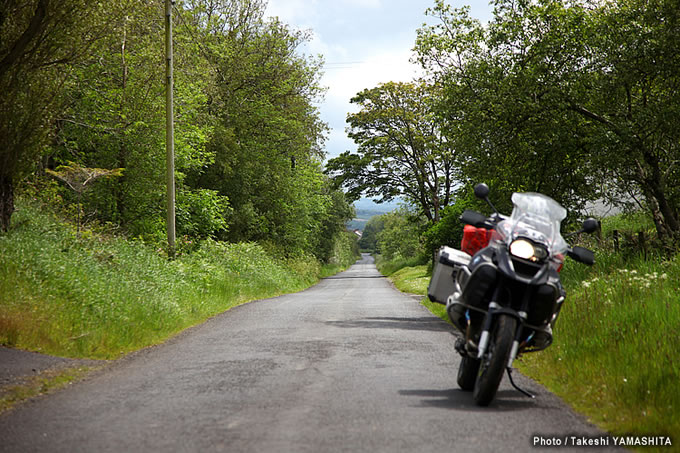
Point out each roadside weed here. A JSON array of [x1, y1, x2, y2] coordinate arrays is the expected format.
[[0, 201, 350, 359]]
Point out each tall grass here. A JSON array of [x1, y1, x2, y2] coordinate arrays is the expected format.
[[0, 200, 356, 359], [518, 247, 680, 441]]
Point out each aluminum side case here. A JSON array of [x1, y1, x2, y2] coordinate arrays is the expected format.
[[427, 246, 471, 304]]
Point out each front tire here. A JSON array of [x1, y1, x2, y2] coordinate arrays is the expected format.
[[457, 355, 480, 391], [473, 314, 517, 406]]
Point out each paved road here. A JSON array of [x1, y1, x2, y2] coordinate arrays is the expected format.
[[0, 254, 621, 452]]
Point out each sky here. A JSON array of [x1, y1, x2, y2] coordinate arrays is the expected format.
[[264, 0, 494, 163]]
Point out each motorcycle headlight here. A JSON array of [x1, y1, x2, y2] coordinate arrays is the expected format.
[[509, 239, 548, 262], [509, 239, 535, 260]]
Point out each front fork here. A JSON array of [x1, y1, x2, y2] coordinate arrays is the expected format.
[[475, 281, 531, 369], [475, 283, 503, 359]]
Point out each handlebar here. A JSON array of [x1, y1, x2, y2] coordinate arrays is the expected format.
[[567, 246, 595, 266], [460, 210, 595, 266], [460, 210, 497, 230]]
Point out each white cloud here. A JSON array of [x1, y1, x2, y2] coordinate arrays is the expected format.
[[264, 0, 434, 162], [340, 0, 381, 7], [323, 48, 422, 106], [324, 128, 356, 160], [265, 0, 319, 27], [266, 0, 382, 21], [320, 49, 423, 160]]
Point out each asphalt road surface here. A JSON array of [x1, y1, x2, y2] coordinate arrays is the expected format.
[[0, 254, 622, 452]]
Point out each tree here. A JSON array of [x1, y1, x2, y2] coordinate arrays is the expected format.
[[50, 0, 227, 241], [7, 0, 351, 253], [415, 0, 680, 243], [358, 215, 385, 252], [189, 4, 338, 254], [414, 0, 598, 216], [316, 189, 356, 263], [0, 0, 108, 231], [569, 0, 680, 241], [326, 80, 457, 223]]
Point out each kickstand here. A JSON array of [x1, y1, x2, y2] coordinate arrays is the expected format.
[[506, 367, 535, 399]]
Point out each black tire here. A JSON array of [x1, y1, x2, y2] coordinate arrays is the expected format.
[[457, 355, 480, 391], [473, 314, 517, 406]]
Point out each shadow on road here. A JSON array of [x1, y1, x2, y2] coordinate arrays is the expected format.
[[399, 388, 537, 412], [326, 317, 452, 332]]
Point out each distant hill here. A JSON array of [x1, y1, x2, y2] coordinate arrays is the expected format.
[[348, 198, 402, 231]]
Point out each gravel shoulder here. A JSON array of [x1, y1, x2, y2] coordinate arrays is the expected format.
[[0, 346, 105, 391]]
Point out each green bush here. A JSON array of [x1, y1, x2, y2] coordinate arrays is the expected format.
[[422, 196, 477, 257], [376, 207, 425, 261], [176, 188, 231, 239]]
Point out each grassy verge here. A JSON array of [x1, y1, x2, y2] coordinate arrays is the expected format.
[[376, 257, 450, 325], [376, 218, 680, 448], [375, 254, 427, 276], [517, 253, 680, 444], [0, 200, 358, 360], [515, 212, 679, 443]]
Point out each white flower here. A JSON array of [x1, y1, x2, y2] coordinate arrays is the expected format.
[[582, 281, 592, 288]]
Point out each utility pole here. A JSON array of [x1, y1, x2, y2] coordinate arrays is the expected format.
[[165, 0, 176, 257]]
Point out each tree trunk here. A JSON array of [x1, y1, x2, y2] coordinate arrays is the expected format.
[[635, 155, 680, 243], [642, 148, 680, 235], [645, 194, 670, 241], [649, 185, 680, 236], [0, 174, 14, 232]]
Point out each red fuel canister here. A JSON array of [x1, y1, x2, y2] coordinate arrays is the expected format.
[[461, 224, 491, 256]]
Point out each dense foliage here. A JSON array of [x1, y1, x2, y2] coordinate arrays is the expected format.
[[375, 207, 426, 261], [414, 0, 680, 243], [2, 0, 354, 262], [0, 0, 114, 230]]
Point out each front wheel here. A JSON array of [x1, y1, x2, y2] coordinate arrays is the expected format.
[[473, 314, 517, 406]]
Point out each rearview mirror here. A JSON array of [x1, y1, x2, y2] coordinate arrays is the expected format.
[[582, 218, 599, 234], [474, 183, 489, 200]]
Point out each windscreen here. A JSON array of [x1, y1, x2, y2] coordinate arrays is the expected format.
[[496, 192, 568, 255]]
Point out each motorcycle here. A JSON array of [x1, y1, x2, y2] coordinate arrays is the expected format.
[[427, 183, 597, 406]]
